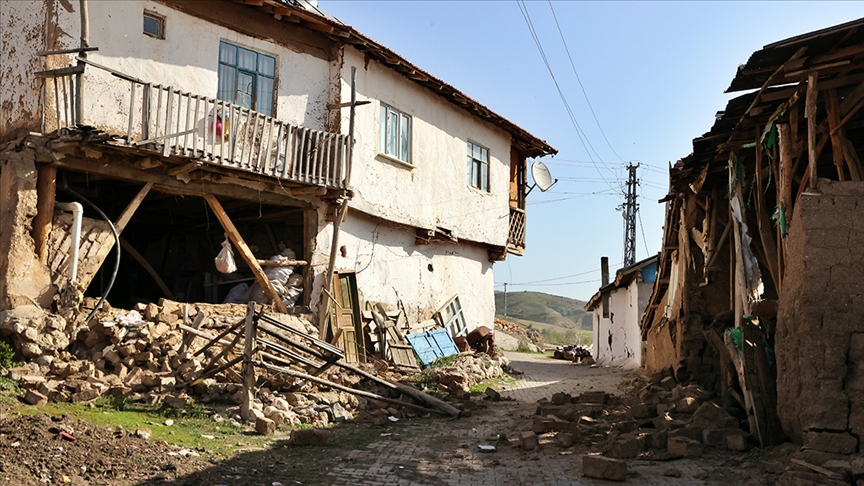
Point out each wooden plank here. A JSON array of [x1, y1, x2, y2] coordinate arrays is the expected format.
[[253, 360, 447, 416], [241, 302, 256, 421], [825, 89, 848, 180], [805, 73, 819, 188], [790, 459, 844, 480], [204, 194, 288, 313], [114, 182, 152, 233]]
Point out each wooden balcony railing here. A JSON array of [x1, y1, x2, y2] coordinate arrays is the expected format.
[[43, 62, 350, 189], [508, 206, 526, 254]]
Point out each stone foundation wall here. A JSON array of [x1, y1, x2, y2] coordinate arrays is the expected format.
[[776, 180, 864, 452]]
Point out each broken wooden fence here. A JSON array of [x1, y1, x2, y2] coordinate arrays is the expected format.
[[178, 302, 458, 421]]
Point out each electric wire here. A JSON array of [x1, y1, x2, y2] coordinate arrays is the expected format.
[[547, 0, 626, 165], [516, 0, 619, 193]]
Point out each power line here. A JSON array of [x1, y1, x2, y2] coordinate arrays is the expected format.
[[516, 0, 620, 193], [547, 0, 626, 164]]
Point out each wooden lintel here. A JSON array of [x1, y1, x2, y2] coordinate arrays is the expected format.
[[205, 194, 289, 314], [166, 162, 200, 177]]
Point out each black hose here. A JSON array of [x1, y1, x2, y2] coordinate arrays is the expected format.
[[64, 188, 121, 325]]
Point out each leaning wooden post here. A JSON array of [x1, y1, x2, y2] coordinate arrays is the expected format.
[[241, 301, 257, 422], [33, 164, 57, 264], [805, 72, 819, 189]]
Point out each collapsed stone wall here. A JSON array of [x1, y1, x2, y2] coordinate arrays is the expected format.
[[776, 180, 864, 452]]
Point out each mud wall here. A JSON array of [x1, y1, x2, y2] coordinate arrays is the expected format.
[[0, 147, 55, 310], [776, 180, 864, 449]]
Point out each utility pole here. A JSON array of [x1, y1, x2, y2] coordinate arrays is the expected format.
[[619, 163, 640, 267], [503, 283, 508, 319]]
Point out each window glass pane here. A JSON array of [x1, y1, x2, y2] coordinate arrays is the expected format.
[[400, 114, 410, 162], [387, 110, 398, 157], [379, 105, 387, 154], [219, 42, 236, 65], [473, 144, 481, 160], [473, 159, 481, 188], [217, 64, 235, 103], [236, 71, 254, 108], [143, 16, 161, 37], [256, 76, 273, 115], [259, 55, 275, 77], [238, 47, 256, 71], [481, 148, 488, 163], [467, 142, 474, 156], [480, 162, 488, 191], [467, 155, 474, 185]]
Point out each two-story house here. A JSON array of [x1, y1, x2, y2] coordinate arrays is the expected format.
[[0, 0, 555, 351]]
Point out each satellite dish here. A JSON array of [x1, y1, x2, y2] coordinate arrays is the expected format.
[[526, 160, 558, 196]]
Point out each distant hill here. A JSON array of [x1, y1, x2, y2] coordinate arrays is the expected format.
[[494, 291, 592, 331]]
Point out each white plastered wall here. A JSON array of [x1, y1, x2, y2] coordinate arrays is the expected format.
[[1, 0, 45, 140], [45, 0, 330, 135], [339, 46, 512, 248], [313, 209, 495, 330], [592, 280, 652, 369]]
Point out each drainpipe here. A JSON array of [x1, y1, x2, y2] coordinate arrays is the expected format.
[[55, 202, 83, 286]]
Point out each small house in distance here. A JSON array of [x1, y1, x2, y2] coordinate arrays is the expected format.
[[584, 255, 658, 368]]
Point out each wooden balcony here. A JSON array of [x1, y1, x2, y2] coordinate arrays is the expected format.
[[507, 206, 526, 255], [43, 63, 350, 190]]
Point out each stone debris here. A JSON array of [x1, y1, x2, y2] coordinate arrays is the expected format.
[[419, 354, 508, 395], [582, 454, 627, 482], [4, 298, 429, 434]]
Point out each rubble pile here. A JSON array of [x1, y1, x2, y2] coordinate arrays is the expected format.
[[0, 305, 77, 362], [3, 298, 419, 431], [553, 344, 593, 364], [528, 369, 754, 463], [420, 353, 508, 394], [493, 318, 544, 350]]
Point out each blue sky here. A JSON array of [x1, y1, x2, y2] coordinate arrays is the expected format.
[[321, 1, 863, 301]]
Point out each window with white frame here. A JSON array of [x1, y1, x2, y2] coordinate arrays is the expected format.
[[467, 141, 489, 191], [217, 41, 276, 116], [379, 103, 411, 164]]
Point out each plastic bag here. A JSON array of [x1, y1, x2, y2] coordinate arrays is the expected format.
[[263, 254, 294, 283], [214, 237, 237, 274]]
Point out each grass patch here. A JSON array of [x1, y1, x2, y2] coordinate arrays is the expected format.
[[428, 354, 460, 368], [11, 395, 280, 457], [469, 374, 516, 394]]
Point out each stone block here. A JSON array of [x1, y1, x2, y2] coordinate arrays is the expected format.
[[668, 436, 703, 457], [805, 431, 858, 455], [551, 392, 571, 405], [606, 434, 645, 459], [290, 428, 328, 446], [71, 388, 101, 402], [727, 433, 750, 451], [255, 417, 276, 435], [628, 402, 656, 420], [23, 389, 48, 405], [669, 426, 703, 442], [556, 432, 576, 447], [643, 430, 668, 450], [578, 391, 609, 404], [520, 431, 539, 451], [691, 402, 738, 429], [702, 428, 741, 448], [582, 455, 627, 482], [660, 376, 676, 390], [675, 397, 701, 413]]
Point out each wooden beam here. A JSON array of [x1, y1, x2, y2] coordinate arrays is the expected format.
[[114, 182, 153, 233], [204, 194, 288, 313], [805, 73, 819, 188], [825, 89, 860, 181], [33, 164, 57, 264], [119, 237, 174, 299], [241, 302, 257, 422]]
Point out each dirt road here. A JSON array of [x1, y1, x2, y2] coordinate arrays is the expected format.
[[196, 352, 757, 486]]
